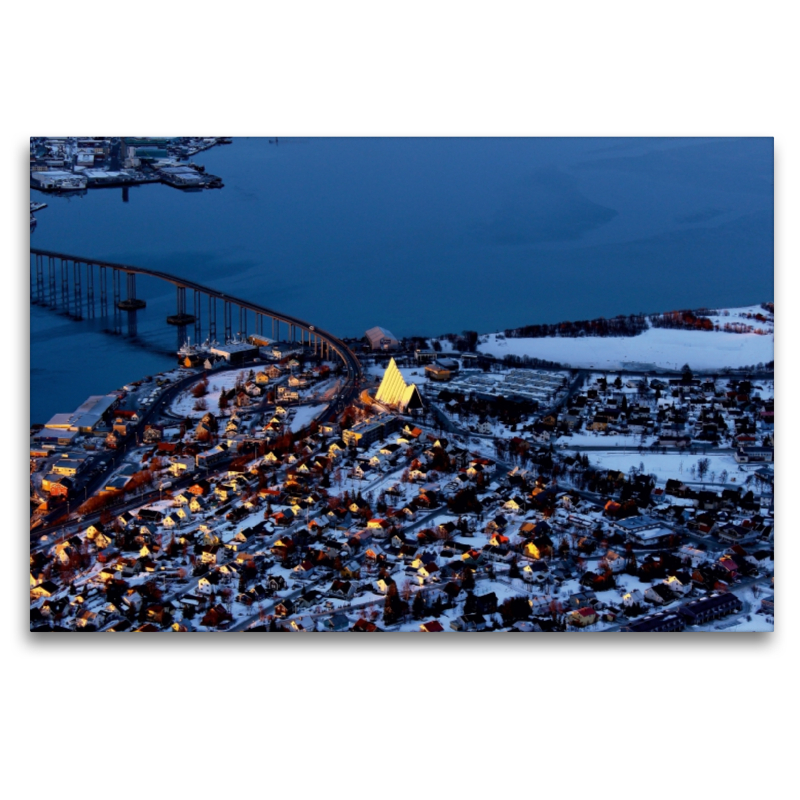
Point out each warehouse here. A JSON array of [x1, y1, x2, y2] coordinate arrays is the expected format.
[[41, 395, 119, 434], [210, 342, 259, 364]]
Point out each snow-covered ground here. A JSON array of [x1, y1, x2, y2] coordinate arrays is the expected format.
[[704, 304, 774, 333], [288, 403, 328, 432], [474, 305, 774, 371], [557, 432, 653, 448], [169, 371, 252, 419], [367, 363, 429, 388], [587, 450, 741, 483], [722, 614, 774, 633]]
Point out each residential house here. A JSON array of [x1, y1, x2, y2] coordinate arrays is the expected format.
[[678, 593, 743, 625]]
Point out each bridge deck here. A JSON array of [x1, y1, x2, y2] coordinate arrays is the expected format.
[[30, 247, 362, 378]]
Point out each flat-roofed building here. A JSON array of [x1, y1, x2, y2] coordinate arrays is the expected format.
[[32, 427, 80, 447], [415, 349, 438, 364], [343, 413, 401, 449], [158, 165, 203, 186], [425, 363, 452, 382], [44, 413, 74, 430], [735, 445, 774, 463], [270, 342, 304, 360], [612, 515, 675, 546], [51, 457, 85, 477], [210, 342, 259, 364], [30, 170, 88, 191]]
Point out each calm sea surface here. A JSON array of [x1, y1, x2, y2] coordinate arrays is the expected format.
[[30, 137, 773, 423]]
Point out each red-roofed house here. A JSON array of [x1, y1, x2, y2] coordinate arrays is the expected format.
[[570, 607, 598, 627]]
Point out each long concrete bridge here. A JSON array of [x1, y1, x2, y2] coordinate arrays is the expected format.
[[29, 248, 363, 384]]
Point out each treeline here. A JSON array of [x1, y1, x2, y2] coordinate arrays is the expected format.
[[504, 313, 648, 339], [500, 354, 566, 369], [720, 322, 770, 335], [436, 330, 480, 352], [650, 310, 714, 331]]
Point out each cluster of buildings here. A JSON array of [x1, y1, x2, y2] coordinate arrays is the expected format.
[[30, 349, 773, 631], [440, 367, 567, 404], [551, 372, 774, 460], [178, 337, 308, 369], [29, 137, 228, 195]]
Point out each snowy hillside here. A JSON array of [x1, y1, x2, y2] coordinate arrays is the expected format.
[[474, 305, 773, 371]]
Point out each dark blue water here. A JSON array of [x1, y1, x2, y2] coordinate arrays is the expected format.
[[30, 137, 773, 423]]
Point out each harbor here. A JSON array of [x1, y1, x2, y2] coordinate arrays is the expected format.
[[29, 137, 229, 200], [30, 200, 47, 230]]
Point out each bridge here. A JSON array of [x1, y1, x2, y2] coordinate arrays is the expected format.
[[29, 247, 363, 387]]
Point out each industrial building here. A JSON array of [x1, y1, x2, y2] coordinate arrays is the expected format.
[[209, 342, 259, 364], [31, 427, 80, 449], [365, 326, 399, 351], [30, 170, 88, 191], [69, 395, 120, 432], [270, 341, 304, 360], [39, 395, 119, 436], [158, 165, 204, 187]]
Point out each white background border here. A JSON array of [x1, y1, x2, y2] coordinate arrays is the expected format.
[[4, 2, 794, 799]]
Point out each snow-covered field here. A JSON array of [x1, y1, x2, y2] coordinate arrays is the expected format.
[[587, 450, 741, 483], [557, 432, 653, 448], [722, 614, 774, 633], [169, 371, 252, 419], [288, 404, 328, 432], [475, 305, 774, 371]]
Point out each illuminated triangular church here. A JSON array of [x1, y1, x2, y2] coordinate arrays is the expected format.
[[375, 358, 424, 412]]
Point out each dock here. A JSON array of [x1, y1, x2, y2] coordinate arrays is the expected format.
[[30, 136, 228, 196]]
